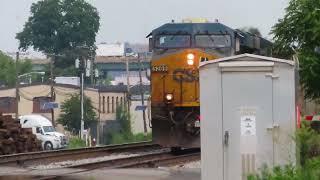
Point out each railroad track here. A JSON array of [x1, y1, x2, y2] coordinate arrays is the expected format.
[[0, 141, 160, 167], [34, 149, 200, 180], [67, 149, 200, 170]]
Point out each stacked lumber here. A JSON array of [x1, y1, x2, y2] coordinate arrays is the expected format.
[[0, 113, 42, 155]]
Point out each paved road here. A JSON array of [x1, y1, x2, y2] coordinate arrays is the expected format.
[[0, 167, 201, 180]]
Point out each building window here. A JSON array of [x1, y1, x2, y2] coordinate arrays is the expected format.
[[116, 97, 119, 112], [112, 97, 114, 113], [120, 97, 123, 107], [0, 97, 16, 113], [102, 96, 105, 113], [107, 96, 110, 113], [33, 97, 52, 113]]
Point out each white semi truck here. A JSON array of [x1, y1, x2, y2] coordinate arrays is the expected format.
[[19, 115, 68, 150]]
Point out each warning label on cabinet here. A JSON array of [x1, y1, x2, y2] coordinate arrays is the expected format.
[[241, 116, 256, 136]]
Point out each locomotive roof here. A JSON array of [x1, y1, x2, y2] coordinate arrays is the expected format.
[[147, 22, 273, 55], [148, 23, 236, 36]]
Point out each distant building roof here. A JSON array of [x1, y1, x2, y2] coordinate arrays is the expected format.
[[96, 85, 127, 93], [129, 85, 150, 95], [29, 58, 50, 65], [95, 56, 151, 63], [94, 84, 150, 94]]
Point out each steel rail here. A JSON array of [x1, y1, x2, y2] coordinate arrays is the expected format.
[[0, 141, 159, 167], [120, 152, 200, 168], [65, 149, 200, 170]]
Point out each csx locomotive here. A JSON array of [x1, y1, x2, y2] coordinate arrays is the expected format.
[[147, 20, 272, 151]]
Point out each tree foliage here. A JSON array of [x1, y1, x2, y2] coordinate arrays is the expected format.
[[58, 94, 97, 134], [271, 0, 320, 99], [0, 51, 32, 87], [109, 105, 151, 145], [116, 105, 132, 137], [16, 0, 100, 68], [248, 121, 320, 180]]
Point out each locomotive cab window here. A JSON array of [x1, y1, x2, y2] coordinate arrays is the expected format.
[[195, 34, 231, 48], [155, 35, 191, 48]]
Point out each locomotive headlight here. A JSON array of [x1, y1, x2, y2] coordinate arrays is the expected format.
[[187, 59, 194, 66], [187, 53, 195, 60], [187, 53, 195, 65], [165, 93, 173, 101]]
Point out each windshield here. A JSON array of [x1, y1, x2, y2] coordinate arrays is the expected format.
[[155, 35, 191, 48], [43, 126, 55, 133], [195, 34, 231, 48]]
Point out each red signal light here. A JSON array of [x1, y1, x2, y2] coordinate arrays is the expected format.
[[305, 115, 313, 121]]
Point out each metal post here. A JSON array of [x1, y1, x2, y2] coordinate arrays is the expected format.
[[97, 83, 101, 145], [15, 52, 19, 120], [50, 58, 55, 127], [138, 56, 147, 133], [80, 72, 84, 139]]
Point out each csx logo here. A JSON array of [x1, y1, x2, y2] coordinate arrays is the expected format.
[[173, 69, 198, 82]]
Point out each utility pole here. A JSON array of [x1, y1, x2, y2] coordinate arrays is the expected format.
[[80, 71, 84, 140], [50, 57, 55, 127], [15, 52, 19, 120], [138, 55, 147, 133], [75, 55, 85, 140], [97, 81, 101, 145], [126, 57, 131, 114], [95, 68, 100, 145]]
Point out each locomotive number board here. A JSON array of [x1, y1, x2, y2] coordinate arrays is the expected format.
[[152, 65, 168, 72]]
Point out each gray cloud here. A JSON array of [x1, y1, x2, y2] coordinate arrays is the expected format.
[[1, 0, 289, 52]]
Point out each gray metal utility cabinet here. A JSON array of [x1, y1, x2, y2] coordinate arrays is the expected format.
[[199, 54, 296, 180]]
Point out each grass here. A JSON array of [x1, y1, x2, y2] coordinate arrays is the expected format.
[[67, 137, 86, 149], [109, 132, 152, 145]]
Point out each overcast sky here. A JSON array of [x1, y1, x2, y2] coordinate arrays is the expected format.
[[1, 0, 289, 53]]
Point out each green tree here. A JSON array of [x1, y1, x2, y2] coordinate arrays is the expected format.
[[271, 0, 320, 99], [16, 0, 100, 69], [0, 51, 32, 86], [116, 105, 132, 138], [96, 75, 113, 86], [58, 94, 97, 134], [108, 105, 151, 145]]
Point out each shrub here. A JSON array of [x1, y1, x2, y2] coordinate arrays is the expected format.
[[248, 159, 320, 180], [106, 105, 152, 145], [109, 132, 152, 145], [247, 120, 320, 179], [58, 94, 97, 135], [68, 137, 86, 149]]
